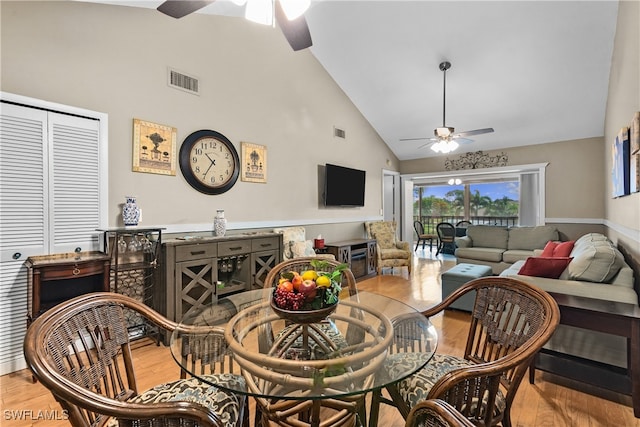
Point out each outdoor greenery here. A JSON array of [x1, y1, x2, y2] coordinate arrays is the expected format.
[[414, 187, 519, 217]]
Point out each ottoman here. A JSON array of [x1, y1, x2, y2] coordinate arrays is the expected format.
[[441, 263, 493, 312]]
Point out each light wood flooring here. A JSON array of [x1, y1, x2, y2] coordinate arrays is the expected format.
[[2, 249, 639, 426]]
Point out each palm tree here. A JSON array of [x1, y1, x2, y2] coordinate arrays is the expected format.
[[445, 189, 464, 216], [470, 190, 492, 217]]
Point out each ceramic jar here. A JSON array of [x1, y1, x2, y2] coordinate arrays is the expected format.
[[122, 196, 140, 227], [214, 209, 227, 236]]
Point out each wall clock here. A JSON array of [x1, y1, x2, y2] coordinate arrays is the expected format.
[[179, 129, 240, 195]]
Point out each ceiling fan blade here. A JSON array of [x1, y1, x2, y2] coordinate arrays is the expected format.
[[399, 137, 431, 142], [451, 137, 474, 145], [453, 127, 494, 138], [157, 1, 215, 19], [275, 1, 312, 51], [417, 141, 435, 149]]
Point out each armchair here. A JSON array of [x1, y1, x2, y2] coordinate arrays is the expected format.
[[23, 292, 247, 427], [273, 226, 334, 261], [365, 221, 412, 274]]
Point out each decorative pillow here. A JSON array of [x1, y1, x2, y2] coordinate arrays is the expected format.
[[518, 257, 573, 279], [290, 240, 316, 258], [568, 242, 624, 283], [541, 240, 575, 258]]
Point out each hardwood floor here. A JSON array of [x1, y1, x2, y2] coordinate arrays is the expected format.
[[2, 249, 639, 426]]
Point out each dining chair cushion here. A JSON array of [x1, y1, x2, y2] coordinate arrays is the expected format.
[[109, 375, 246, 427], [395, 354, 507, 418]]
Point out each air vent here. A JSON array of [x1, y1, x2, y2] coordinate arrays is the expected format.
[[168, 68, 200, 95], [333, 126, 346, 139]]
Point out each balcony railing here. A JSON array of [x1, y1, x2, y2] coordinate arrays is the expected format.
[[414, 215, 519, 235]]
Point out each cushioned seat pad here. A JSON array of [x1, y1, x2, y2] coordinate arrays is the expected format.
[[108, 375, 246, 427], [396, 354, 506, 418]]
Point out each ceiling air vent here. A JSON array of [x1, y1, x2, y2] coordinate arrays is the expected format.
[[168, 68, 200, 95], [333, 126, 346, 139]]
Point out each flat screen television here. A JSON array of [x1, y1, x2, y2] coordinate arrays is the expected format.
[[324, 163, 366, 207]]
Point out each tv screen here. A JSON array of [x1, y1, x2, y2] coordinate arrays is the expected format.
[[324, 164, 366, 206]]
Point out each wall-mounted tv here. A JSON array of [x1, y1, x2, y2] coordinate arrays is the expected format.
[[324, 163, 366, 207]]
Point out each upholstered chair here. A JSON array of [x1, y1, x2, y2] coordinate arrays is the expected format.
[[405, 399, 474, 427], [364, 220, 412, 273], [273, 226, 334, 261]]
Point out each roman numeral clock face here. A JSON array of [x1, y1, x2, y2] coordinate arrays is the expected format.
[[179, 130, 240, 195]]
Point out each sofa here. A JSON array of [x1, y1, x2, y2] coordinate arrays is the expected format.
[[499, 233, 636, 369], [455, 225, 559, 274]]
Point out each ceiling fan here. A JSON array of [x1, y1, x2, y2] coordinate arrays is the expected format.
[[156, 0, 312, 51], [400, 61, 494, 154]]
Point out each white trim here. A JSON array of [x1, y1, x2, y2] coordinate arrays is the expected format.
[[153, 216, 385, 235], [402, 163, 549, 182], [545, 217, 605, 224], [604, 219, 640, 243]]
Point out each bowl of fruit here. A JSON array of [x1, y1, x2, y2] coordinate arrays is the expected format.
[[271, 260, 347, 324]]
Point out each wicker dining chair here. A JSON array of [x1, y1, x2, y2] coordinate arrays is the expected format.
[[252, 257, 365, 427], [414, 221, 437, 251], [405, 399, 474, 427], [371, 277, 560, 427], [24, 292, 247, 427]]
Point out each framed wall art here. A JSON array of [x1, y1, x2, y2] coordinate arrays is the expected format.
[[611, 127, 630, 198], [132, 118, 177, 175], [631, 111, 640, 155], [241, 142, 267, 183]]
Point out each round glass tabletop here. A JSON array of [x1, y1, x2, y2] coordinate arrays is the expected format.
[[170, 289, 437, 400]]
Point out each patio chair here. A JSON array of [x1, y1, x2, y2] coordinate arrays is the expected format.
[[405, 399, 475, 427], [435, 222, 456, 255], [371, 276, 560, 427], [414, 220, 437, 251], [24, 292, 247, 427]]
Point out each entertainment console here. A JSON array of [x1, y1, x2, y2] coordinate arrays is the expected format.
[[324, 239, 377, 280]]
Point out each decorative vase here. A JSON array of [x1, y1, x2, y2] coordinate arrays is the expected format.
[[214, 209, 227, 236], [122, 196, 140, 227]]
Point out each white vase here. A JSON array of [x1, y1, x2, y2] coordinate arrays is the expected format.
[[122, 196, 140, 227], [214, 209, 227, 236]]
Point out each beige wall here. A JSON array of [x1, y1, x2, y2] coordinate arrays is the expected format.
[[603, 0, 640, 285], [0, 1, 399, 239], [401, 137, 605, 220]]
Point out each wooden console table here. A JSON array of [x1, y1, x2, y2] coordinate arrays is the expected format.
[[530, 292, 640, 417], [25, 251, 111, 325], [324, 239, 377, 280]]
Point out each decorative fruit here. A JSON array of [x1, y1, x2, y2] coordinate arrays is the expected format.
[[277, 280, 294, 293], [316, 275, 331, 288], [291, 273, 304, 291], [274, 287, 305, 310], [298, 280, 317, 302], [301, 270, 318, 281]]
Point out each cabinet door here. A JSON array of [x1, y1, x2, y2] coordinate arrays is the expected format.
[[175, 258, 217, 321], [251, 250, 278, 290], [0, 101, 105, 375]]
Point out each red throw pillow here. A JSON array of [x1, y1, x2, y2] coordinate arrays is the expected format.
[[540, 240, 575, 258], [518, 257, 573, 279]]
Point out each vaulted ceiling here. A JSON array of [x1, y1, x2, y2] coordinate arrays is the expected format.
[[85, 1, 620, 160]]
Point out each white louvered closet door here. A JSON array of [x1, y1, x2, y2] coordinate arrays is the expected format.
[[0, 101, 103, 375]]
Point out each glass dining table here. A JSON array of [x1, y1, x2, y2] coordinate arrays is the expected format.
[[169, 288, 437, 424]]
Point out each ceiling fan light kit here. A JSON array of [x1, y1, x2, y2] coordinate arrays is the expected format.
[[157, 0, 312, 51]]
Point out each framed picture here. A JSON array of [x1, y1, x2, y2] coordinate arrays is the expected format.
[[611, 127, 630, 198], [132, 118, 177, 175], [631, 111, 640, 155], [241, 142, 267, 183]]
